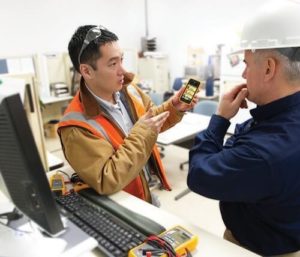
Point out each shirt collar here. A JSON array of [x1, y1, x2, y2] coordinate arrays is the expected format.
[[85, 83, 121, 112], [250, 91, 300, 122], [79, 72, 135, 117]]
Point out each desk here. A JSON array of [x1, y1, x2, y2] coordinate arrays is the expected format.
[[157, 113, 211, 145], [47, 150, 64, 171], [0, 189, 259, 257], [0, 182, 258, 257], [41, 95, 73, 105], [82, 191, 259, 257], [63, 167, 259, 257], [158, 109, 253, 146]]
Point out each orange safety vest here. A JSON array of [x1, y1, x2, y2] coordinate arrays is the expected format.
[[58, 86, 171, 201]]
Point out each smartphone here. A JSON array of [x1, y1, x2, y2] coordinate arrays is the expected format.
[[179, 78, 201, 104]]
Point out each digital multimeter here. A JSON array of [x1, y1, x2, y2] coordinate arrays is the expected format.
[[128, 225, 198, 257], [50, 173, 66, 196]]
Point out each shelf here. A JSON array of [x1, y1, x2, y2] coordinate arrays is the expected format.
[[41, 95, 73, 105]]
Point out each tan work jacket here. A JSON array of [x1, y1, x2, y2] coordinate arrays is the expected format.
[[58, 73, 184, 202]]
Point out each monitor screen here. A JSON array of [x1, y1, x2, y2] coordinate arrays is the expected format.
[[0, 93, 64, 236]]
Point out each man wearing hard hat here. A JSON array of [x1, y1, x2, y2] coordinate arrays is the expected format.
[[188, 0, 300, 256]]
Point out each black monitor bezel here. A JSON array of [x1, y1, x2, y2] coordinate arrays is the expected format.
[[0, 94, 64, 237]]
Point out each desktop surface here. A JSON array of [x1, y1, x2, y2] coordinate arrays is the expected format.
[[55, 189, 165, 257], [107, 191, 260, 257], [157, 113, 211, 145], [0, 190, 97, 257], [0, 188, 259, 257], [157, 110, 254, 145]]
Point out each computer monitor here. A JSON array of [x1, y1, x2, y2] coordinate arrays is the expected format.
[[0, 93, 64, 237]]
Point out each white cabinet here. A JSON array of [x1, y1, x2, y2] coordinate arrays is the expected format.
[[137, 57, 169, 93], [34, 53, 72, 105]]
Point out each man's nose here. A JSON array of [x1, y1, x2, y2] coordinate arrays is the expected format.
[[242, 69, 246, 79], [118, 64, 126, 75]]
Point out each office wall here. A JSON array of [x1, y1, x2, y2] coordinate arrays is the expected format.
[[147, 0, 267, 83], [0, 0, 145, 57], [1, 0, 266, 83]]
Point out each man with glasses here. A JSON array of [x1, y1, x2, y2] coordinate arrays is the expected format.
[[58, 25, 197, 206]]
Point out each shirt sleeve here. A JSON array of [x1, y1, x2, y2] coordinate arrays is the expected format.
[[154, 99, 184, 132], [187, 114, 275, 202]]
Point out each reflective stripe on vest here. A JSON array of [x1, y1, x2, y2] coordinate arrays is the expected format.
[[60, 112, 111, 144], [127, 84, 143, 104]]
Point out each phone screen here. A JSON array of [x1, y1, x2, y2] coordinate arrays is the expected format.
[[179, 79, 200, 104]]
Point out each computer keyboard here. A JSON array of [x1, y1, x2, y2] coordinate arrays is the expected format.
[[79, 188, 166, 236], [55, 192, 146, 257]]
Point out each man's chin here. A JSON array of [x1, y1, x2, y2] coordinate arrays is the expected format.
[[114, 84, 123, 92]]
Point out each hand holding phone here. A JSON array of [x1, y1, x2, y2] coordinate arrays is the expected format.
[[179, 79, 201, 104]]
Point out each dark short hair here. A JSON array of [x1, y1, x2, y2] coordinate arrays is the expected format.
[[68, 25, 118, 72]]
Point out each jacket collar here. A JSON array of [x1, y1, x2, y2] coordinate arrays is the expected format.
[[250, 91, 300, 122], [79, 72, 135, 118]]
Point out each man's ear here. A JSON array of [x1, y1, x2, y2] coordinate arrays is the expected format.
[[264, 57, 276, 82], [79, 64, 94, 80]]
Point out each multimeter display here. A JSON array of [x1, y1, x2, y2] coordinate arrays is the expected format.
[[50, 173, 66, 195], [164, 228, 191, 247], [52, 180, 63, 189]]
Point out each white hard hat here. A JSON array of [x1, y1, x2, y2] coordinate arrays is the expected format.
[[234, 0, 300, 53]]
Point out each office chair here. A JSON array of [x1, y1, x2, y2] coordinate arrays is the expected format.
[[148, 91, 164, 106], [176, 100, 218, 170], [172, 77, 184, 91]]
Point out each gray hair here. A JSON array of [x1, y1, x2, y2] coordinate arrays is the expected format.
[[255, 47, 300, 82]]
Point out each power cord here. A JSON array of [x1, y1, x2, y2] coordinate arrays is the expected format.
[[0, 208, 33, 234], [56, 169, 71, 181], [0, 208, 23, 221]]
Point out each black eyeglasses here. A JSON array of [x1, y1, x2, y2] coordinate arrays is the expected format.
[[78, 25, 107, 65]]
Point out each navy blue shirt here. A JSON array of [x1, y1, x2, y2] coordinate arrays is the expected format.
[[188, 92, 300, 256]]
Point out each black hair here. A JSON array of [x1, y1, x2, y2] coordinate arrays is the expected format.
[[68, 25, 118, 72]]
